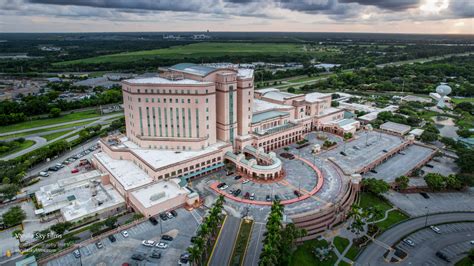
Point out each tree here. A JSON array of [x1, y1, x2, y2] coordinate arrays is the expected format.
[[287, 87, 296, 93], [12, 229, 23, 246], [457, 128, 472, 138], [104, 216, 118, 228], [89, 222, 104, 236], [456, 102, 473, 113], [2, 177, 10, 184], [343, 132, 353, 140], [420, 131, 438, 142], [50, 222, 73, 235], [0, 184, 19, 200], [2, 206, 26, 227], [188, 245, 201, 266], [394, 175, 409, 190], [456, 148, 474, 174], [49, 107, 61, 118], [424, 173, 445, 191], [331, 101, 340, 107], [361, 178, 389, 195]]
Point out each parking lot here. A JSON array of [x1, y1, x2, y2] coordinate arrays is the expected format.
[[394, 222, 474, 265], [325, 131, 405, 174], [46, 208, 200, 266], [385, 188, 474, 216], [363, 144, 434, 183]]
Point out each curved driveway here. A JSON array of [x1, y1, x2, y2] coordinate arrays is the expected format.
[[356, 212, 474, 265], [0, 136, 46, 160]]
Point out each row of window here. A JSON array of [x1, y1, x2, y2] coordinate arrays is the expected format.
[[127, 88, 211, 95]]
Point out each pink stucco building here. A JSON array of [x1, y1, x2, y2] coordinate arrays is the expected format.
[[93, 63, 359, 216]]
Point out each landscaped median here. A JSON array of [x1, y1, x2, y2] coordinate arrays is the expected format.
[[229, 218, 254, 266]]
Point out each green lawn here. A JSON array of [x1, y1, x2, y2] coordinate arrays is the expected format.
[[290, 239, 338, 266], [358, 192, 392, 213], [345, 245, 360, 261], [376, 210, 409, 231], [333, 236, 350, 254], [55, 42, 338, 65], [0, 140, 35, 157], [41, 130, 75, 141], [452, 97, 474, 104], [0, 110, 100, 134], [455, 256, 474, 266], [229, 220, 253, 266], [0, 120, 96, 140], [338, 261, 351, 266]]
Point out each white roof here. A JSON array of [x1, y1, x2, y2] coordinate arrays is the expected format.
[[94, 152, 153, 190], [127, 141, 227, 169], [253, 99, 293, 113], [380, 121, 411, 134], [262, 91, 299, 101], [237, 68, 254, 79], [123, 77, 210, 85], [130, 179, 188, 208], [409, 128, 424, 136], [256, 88, 279, 94], [305, 92, 330, 103]]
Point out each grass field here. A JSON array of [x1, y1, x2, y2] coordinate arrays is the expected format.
[[290, 239, 338, 266], [455, 256, 474, 266], [229, 220, 253, 266], [55, 42, 337, 65], [0, 110, 100, 134], [42, 130, 75, 141], [452, 97, 474, 104], [345, 245, 360, 261], [0, 120, 96, 141], [333, 236, 350, 254], [358, 192, 392, 213], [376, 210, 409, 231], [0, 140, 35, 157]]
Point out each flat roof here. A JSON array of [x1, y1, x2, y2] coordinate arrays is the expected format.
[[380, 121, 411, 134], [255, 88, 279, 94], [237, 68, 254, 79], [123, 77, 209, 85], [169, 63, 216, 76], [130, 179, 188, 208], [94, 152, 153, 190], [262, 91, 300, 101], [253, 99, 293, 113], [252, 110, 289, 124], [305, 92, 330, 103]]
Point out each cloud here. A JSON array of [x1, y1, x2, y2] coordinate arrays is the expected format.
[[339, 0, 420, 11]]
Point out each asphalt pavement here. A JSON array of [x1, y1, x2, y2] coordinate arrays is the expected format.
[[208, 216, 242, 266], [356, 212, 474, 265]]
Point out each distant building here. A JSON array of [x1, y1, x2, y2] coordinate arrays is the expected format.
[[313, 63, 341, 71], [73, 77, 120, 89], [429, 92, 451, 103], [402, 95, 433, 103], [380, 121, 411, 136]]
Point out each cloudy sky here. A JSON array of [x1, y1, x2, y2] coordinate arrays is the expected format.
[[0, 0, 473, 34]]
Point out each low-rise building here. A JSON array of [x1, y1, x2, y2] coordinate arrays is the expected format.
[[380, 121, 411, 136]]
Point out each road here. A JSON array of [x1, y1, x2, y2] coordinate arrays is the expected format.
[[356, 212, 474, 265], [0, 113, 123, 160], [243, 222, 265, 266], [208, 216, 241, 266]]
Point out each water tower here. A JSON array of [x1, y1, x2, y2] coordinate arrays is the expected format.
[[435, 83, 451, 108]]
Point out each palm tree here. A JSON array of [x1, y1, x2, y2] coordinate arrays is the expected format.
[[12, 229, 23, 248], [187, 245, 201, 266]]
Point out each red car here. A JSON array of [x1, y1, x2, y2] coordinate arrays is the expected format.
[[71, 168, 79, 173]]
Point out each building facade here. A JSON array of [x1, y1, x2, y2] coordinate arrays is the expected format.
[[93, 63, 359, 216]]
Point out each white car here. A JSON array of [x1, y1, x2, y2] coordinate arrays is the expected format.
[[121, 230, 129, 238], [142, 240, 156, 247], [39, 171, 49, 177], [156, 242, 169, 249], [403, 238, 415, 247], [242, 179, 250, 184], [220, 185, 229, 190], [430, 225, 441, 234], [166, 212, 174, 219]]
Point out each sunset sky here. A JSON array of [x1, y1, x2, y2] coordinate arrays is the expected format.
[[0, 0, 472, 34]]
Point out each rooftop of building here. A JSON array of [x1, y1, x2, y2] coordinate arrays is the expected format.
[[252, 110, 290, 124], [169, 63, 217, 76], [252, 99, 293, 113], [261, 91, 301, 101], [130, 179, 190, 208], [123, 76, 210, 85], [94, 152, 153, 190], [305, 92, 331, 103], [380, 121, 411, 134]]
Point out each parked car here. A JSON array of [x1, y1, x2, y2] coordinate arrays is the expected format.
[[340, 151, 347, 156], [430, 225, 441, 234], [149, 216, 158, 225], [39, 171, 49, 177], [234, 175, 242, 180], [170, 210, 178, 217], [95, 241, 103, 249], [156, 242, 169, 249], [71, 168, 79, 173], [142, 240, 156, 247], [108, 235, 117, 242], [226, 171, 234, 176], [121, 231, 129, 238], [242, 179, 250, 184], [420, 192, 430, 199], [161, 235, 173, 241], [370, 169, 378, 174], [382, 149, 388, 153], [233, 189, 241, 197], [220, 185, 229, 190], [151, 250, 162, 259], [179, 253, 190, 265], [249, 193, 255, 200], [48, 166, 59, 172], [403, 238, 415, 247], [435, 251, 450, 262], [159, 213, 168, 221], [244, 192, 250, 199], [425, 164, 434, 168], [274, 195, 280, 201], [56, 163, 64, 168], [294, 190, 301, 197], [266, 195, 271, 202], [166, 212, 174, 219], [73, 249, 81, 258], [470, 240, 474, 245], [131, 254, 145, 261]]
